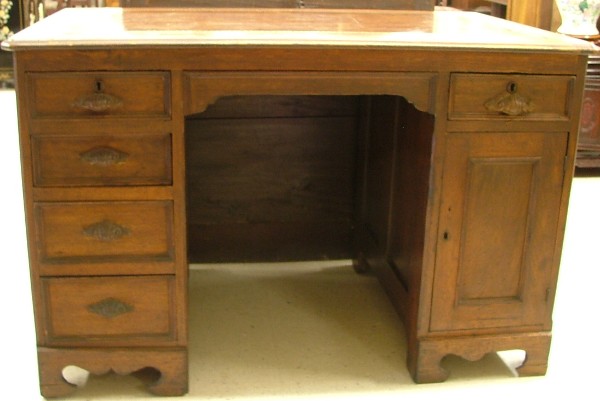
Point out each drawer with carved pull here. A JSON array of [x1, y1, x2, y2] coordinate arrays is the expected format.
[[41, 275, 177, 346], [31, 133, 172, 187], [34, 201, 175, 276], [27, 72, 171, 119], [448, 73, 574, 121]]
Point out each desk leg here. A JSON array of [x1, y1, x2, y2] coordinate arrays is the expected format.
[[38, 347, 188, 397], [352, 252, 372, 274], [408, 332, 551, 383]]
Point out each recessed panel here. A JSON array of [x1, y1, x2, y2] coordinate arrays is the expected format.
[[458, 158, 537, 303]]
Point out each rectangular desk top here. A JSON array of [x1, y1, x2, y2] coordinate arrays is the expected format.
[[1, 7, 596, 53]]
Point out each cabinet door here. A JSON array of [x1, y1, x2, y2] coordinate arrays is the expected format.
[[430, 132, 567, 332]]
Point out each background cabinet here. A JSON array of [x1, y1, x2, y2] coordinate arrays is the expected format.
[[0, 0, 21, 87], [577, 55, 600, 167], [448, 0, 557, 30]]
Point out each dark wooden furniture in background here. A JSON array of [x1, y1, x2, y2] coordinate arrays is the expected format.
[[0, 0, 21, 87], [449, 0, 556, 29], [21, 0, 103, 27], [577, 53, 600, 167], [2, 6, 593, 398], [560, 20, 600, 169]]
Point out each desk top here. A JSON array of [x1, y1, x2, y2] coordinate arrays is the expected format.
[[1, 7, 596, 53]]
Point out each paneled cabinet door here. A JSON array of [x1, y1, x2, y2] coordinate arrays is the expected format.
[[429, 132, 567, 333]]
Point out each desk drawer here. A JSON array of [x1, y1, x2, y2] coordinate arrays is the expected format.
[[27, 72, 171, 119], [31, 133, 172, 187], [42, 276, 176, 345], [448, 73, 574, 121], [35, 201, 175, 275]]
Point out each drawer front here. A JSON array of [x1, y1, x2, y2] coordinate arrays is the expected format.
[[28, 72, 170, 119], [42, 276, 176, 345], [448, 73, 574, 121], [35, 201, 175, 272], [31, 133, 172, 187]]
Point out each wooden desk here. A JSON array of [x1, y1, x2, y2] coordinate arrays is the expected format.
[[2, 7, 594, 397]]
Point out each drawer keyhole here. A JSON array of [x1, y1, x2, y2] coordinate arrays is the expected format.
[[506, 81, 518, 94], [95, 79, 104, 93]]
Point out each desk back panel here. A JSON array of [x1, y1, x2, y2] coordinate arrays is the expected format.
[[185, 95, 360, 262]]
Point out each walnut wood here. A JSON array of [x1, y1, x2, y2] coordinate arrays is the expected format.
[[41, 276, 178, 346], [409, 332, 551, 383], [430, 131, 566, 332], [449, 73, 574, 121], [37, 347, 188, 397], [122, 0, 434, 8], [34, 201, 175, 275], [2, 8, 592, 51], [27, 72, 171, 119], [2, 6, 591, 397], [183, 72, 436, 115], [32, 133, 172, 187], [185, 111, 357, 262]]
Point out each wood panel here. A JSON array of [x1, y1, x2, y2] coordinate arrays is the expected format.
[[448, 73, 573, 122], [361, 96, 397, 259], [449, 0, 489, 10], [388, 98, 434, 299], [31, 133, 172, 187], [430, 131, 567, 332], [27, 71, 171, 119], [35, 201, 175, 275], [41, 276, 177, 345], [357, 95, 434, 336], [185, 95, 359, 262], [506, 0, 554, 31]]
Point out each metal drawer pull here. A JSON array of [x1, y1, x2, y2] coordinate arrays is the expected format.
[[87, 297, 134, 319], [484, 81, 534, 116], [79, 146, 129, 166], [72, 79, 123, 113], [83, 219, 130, 242]]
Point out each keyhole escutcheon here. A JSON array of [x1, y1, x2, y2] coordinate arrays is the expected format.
[[506, 81, 518, 94]]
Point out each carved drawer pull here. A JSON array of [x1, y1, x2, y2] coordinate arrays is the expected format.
[[72, 80, 123, 113], [88, 297, 134, 318], [484, 81, 534, 117], [80, 146, 129, 166], [83, 219, 130, 242]]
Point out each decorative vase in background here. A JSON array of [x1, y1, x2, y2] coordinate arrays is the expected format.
[[0, 0, 14, 42], [556, 0, 600, 37]]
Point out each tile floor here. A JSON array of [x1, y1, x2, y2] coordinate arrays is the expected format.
[[1, 88, 599, 400]]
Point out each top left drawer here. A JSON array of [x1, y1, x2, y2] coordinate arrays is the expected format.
[[27, 72, 171, 120]]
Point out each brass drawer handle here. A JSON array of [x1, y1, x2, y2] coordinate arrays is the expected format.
[[72, 79, 123, 113], [88, 297, 134, 319], [484, 81, 534, 116], [79, 146, 129, 166], [83, 219, 130, 242]]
